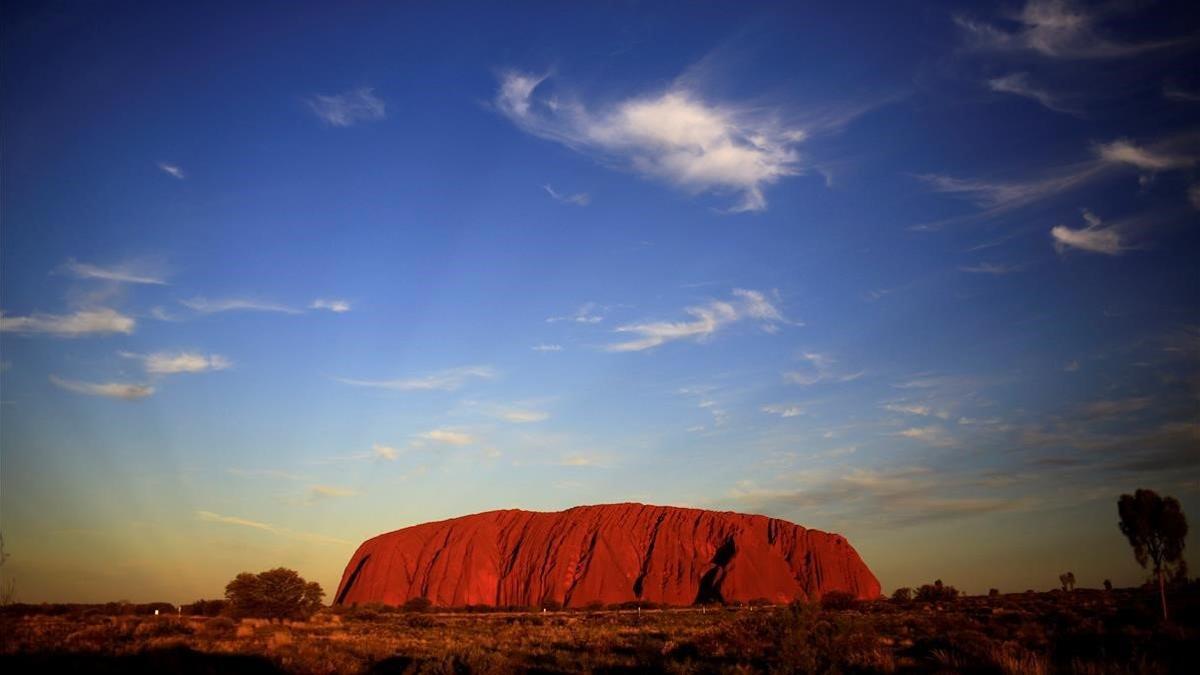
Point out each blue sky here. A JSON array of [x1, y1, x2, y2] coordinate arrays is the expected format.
[[2, 0, 1198, 602]]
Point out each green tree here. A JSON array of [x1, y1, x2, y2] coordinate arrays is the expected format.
[[224, 568, 324, 621], [1118, 489, 1188, 620]]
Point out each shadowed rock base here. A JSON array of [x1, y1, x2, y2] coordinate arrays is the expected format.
[[335, 503, 881, 608]]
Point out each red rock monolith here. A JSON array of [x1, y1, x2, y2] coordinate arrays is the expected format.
[[335, 503, 880, 607]]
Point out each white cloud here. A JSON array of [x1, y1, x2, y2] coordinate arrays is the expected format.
[[372, 443, 400, 461], [1, 308, 135, 336], [987, 73, 1073, 114], [916, 164, 1103, 210], [532, 343, 563, 352], [120, 351, 231, 375], [311, 298, 351, 313], [307, 87, 386, 127], [196, 510, 272, 531], [607, 288, 789, 352], [180, 297, 302, 314], [195, 510, 350, 545], [957, 0, 1175, 59], [883, 403, 949, 418], [418, 429, 474, 446], [543, 184, 590, 206], [1051, 210, 1124, 255], [157, 162, 185, 179], [547, 302, 604, 324], [897, 425, 956, 447], [762, 403, 804, 418], [58, 259, 167, 285], [309, 485, 358, 499], [959, 262, 1020, 275], [496, 71, 807, 212], [783, 351, 862, 386], [559, 454, 605, 467], [1095, 139, 1196, 172], [501, 409, 549, 423], [336, 365, 495, 391], [49, 375, 154, 400]]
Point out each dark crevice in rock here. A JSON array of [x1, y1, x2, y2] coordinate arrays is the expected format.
[[335, 554, 371, 606]]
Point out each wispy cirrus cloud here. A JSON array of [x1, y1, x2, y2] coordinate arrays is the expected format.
[[49, 375, 154, 400], [336, 365, 495, 391], [884, 402, 950, 419], [308, 485, 358, 500], [120, 351, 231, 375], [57, 259, 167, 285], [310, 298, 351, 313], [543, 184, 590, 206], [496, 71, 810, 212], [418, 429, 474, 446], [783, 351, 862, 386], [915, 163, 1105, 212], [762, 403, 804, 418], [1, 308, 135, 336], [1094, 138, 1197, 172], [196, 510, 350, 545], [1051, 210, 1125, 255], [157, 162, 185, 179], [532, 343, 563, 352], [987, 73, 1075, 114], [607, 288, 790, 352], [726, 467, 1029, 527], [180, 297, 302, 315], [547, 302, 604, 324], [958, 262, 1022, 275], [306, 87, 386, 127], [956, 0, 1178, 60]]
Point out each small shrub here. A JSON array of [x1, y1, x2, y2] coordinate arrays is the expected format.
[[989, 588, 1000, 598], [915, 579, 959, 602], [821, 590, 858, 611], [891, 587, 913, 603], [133, 617, 195, 639], [402, 596, 432, 613], [201, 616, 237, 637]]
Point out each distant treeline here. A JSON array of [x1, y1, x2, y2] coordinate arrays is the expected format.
[[0, 600, 227, 618]]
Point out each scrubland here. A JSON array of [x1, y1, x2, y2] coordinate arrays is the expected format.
[[2, 588, 1197, 673]]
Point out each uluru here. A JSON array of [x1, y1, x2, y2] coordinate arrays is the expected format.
[[334, 503, 880, 608]]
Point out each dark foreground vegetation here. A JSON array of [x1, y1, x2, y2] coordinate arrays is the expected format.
[[2, 587, 1198, 674]]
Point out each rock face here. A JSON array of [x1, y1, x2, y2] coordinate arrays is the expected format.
[[335, 504, 880, 607]]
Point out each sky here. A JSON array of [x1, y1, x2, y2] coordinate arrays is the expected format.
[[1, 0, 1198, 603]]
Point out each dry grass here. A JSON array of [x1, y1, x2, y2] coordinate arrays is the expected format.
[[1, 588, 1197, 673]]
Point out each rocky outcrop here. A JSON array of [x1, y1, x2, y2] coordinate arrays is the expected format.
[[334, 503, 880, 607]]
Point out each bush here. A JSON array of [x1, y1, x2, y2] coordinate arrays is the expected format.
[[915, 579, 959, 602], [891, 587, 913, 603], [989, 588, 1000, 598], [820, 590, 858, 611], [540, 598, 562, 611], [402, 596, 432, 613], [182, 599, 228, 617], [224, 567, 324, 621], [133, 618, 194, 639], [201, 616, 237, 637]]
